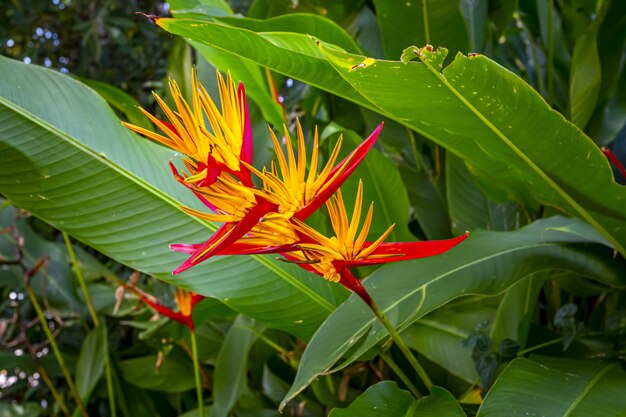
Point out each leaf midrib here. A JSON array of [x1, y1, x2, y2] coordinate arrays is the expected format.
[[561, 363, 618, 417], [289, 239, 581, 402], [0, 95, 334, 312], [159, 19, 386, 115], [418, 56, 625, 256]]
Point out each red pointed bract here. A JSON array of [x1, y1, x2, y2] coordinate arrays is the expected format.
[[126, 286, 191, 328], [335, 232, 470, 268], [169, 161, 218, 212], [238, 82, 254, 187], [173, 198, 279, 274], [294, 122, 384, 220]]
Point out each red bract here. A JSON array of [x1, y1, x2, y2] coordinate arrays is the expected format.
[[170, 123, 383, 274], [125, 285, 204, 330]]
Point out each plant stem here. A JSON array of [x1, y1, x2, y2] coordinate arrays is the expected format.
[[36, 362, 72, 417], [26, 284, 89, 417], [190, 330, 205, 417], [103, 321, 117, 417], [369, 299, 433, 392], [422, 0, 431, 45], [546, 0, 554, 104], [517, 338, 562, 356], [380, 351, 423, 398], [531, 34, 545, 96], [62, 232, 98, 327]]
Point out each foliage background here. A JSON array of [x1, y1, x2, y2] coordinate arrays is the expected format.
[[1, 0, 626, 416]]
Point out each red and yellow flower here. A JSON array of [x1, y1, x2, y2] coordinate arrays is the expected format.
[[124, 70, 469, 303]]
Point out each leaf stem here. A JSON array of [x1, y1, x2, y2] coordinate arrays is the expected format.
[[190, 329, 205, 417], [517, 337, 562, 356], [379, 351, 423, 398], [422, 0, 431, 45], [26, 284, 89, 417], [547, 0, 554, 104], [103, 322, 117, 417], [36, 362, 72, 417], [369, 299, 433, 393], [62, 232, 99, 327]]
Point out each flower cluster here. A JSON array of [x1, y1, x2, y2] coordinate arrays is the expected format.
[[123, 70, 468, 304]]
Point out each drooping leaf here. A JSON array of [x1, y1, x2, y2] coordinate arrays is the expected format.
[[75, 323, 107, 401], [446, 153, 523, 234], [317, 44, 626, 255], [373, 0, 470, 59], [329, 382, 465, 417], [120, 355, 196, 393], [404, 305, 495, 382], [478, 356, 626, 416], [0, 56, 344, 339], [156, 18, 626, 256], [281, 217, 626, 405], [78, 78, 152, 129], [213, 316, 264, 417]]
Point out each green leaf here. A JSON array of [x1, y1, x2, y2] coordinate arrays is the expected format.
[[488, 0, 518, 37], [461, 0, 488, 52], [373, 0, 469, 60], [120, 355, 196, 393], [404, 305, 496, 382], [281, 217, 626, 405], [75, 323, 107, 401], [155, 18, 371, 108], [213, 316, 264, 417], [329, 382, 465, 417], [317, 44, 626, 256], [0, 402, 42, 417], [568, 9, 603, 129], [490, 273, 545, 349], [78, 78, 152, 129], [0, 55, 342, 339], [214, 14, 362, 55], [157, 18, 626, 255], [446, 143, 522, 234], [478, 356, 626, 416]]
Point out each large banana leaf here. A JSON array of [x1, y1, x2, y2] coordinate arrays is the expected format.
[[0, 56, 344, 339], [477, 356, 626, 416], [328, 382, 465, 417], [281, 217, 626, 405], [156, 18, 626, 256]]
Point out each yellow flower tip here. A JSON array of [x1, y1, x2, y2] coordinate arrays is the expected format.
[[175, 289, 192, 317]]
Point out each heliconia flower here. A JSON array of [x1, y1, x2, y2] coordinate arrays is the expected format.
[[122, 68, 254, 189], [170, 121, 384, 274], [125, 285, 204, 330], [282, 181, 469, 305]]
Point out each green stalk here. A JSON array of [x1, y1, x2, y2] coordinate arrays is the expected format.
[[369, 299, 433, 392], [380, 351, 423, 398], [103, 322, 117, 417], [62, 232, 98, 327], [422, 0, 431, 44], [36, 362, 72, 417], [531, 34, 545, 96], [547, 0, 554, 104], [190, 330, 205, 417], [26, 284, 89, 417], [517, 338, 562, 356]]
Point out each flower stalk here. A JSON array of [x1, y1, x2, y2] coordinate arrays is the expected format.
[[25, 272, 89, 417], [190, 328, 205, 417], [63, 232, 99, 327], [368, 298, 433, 392]]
